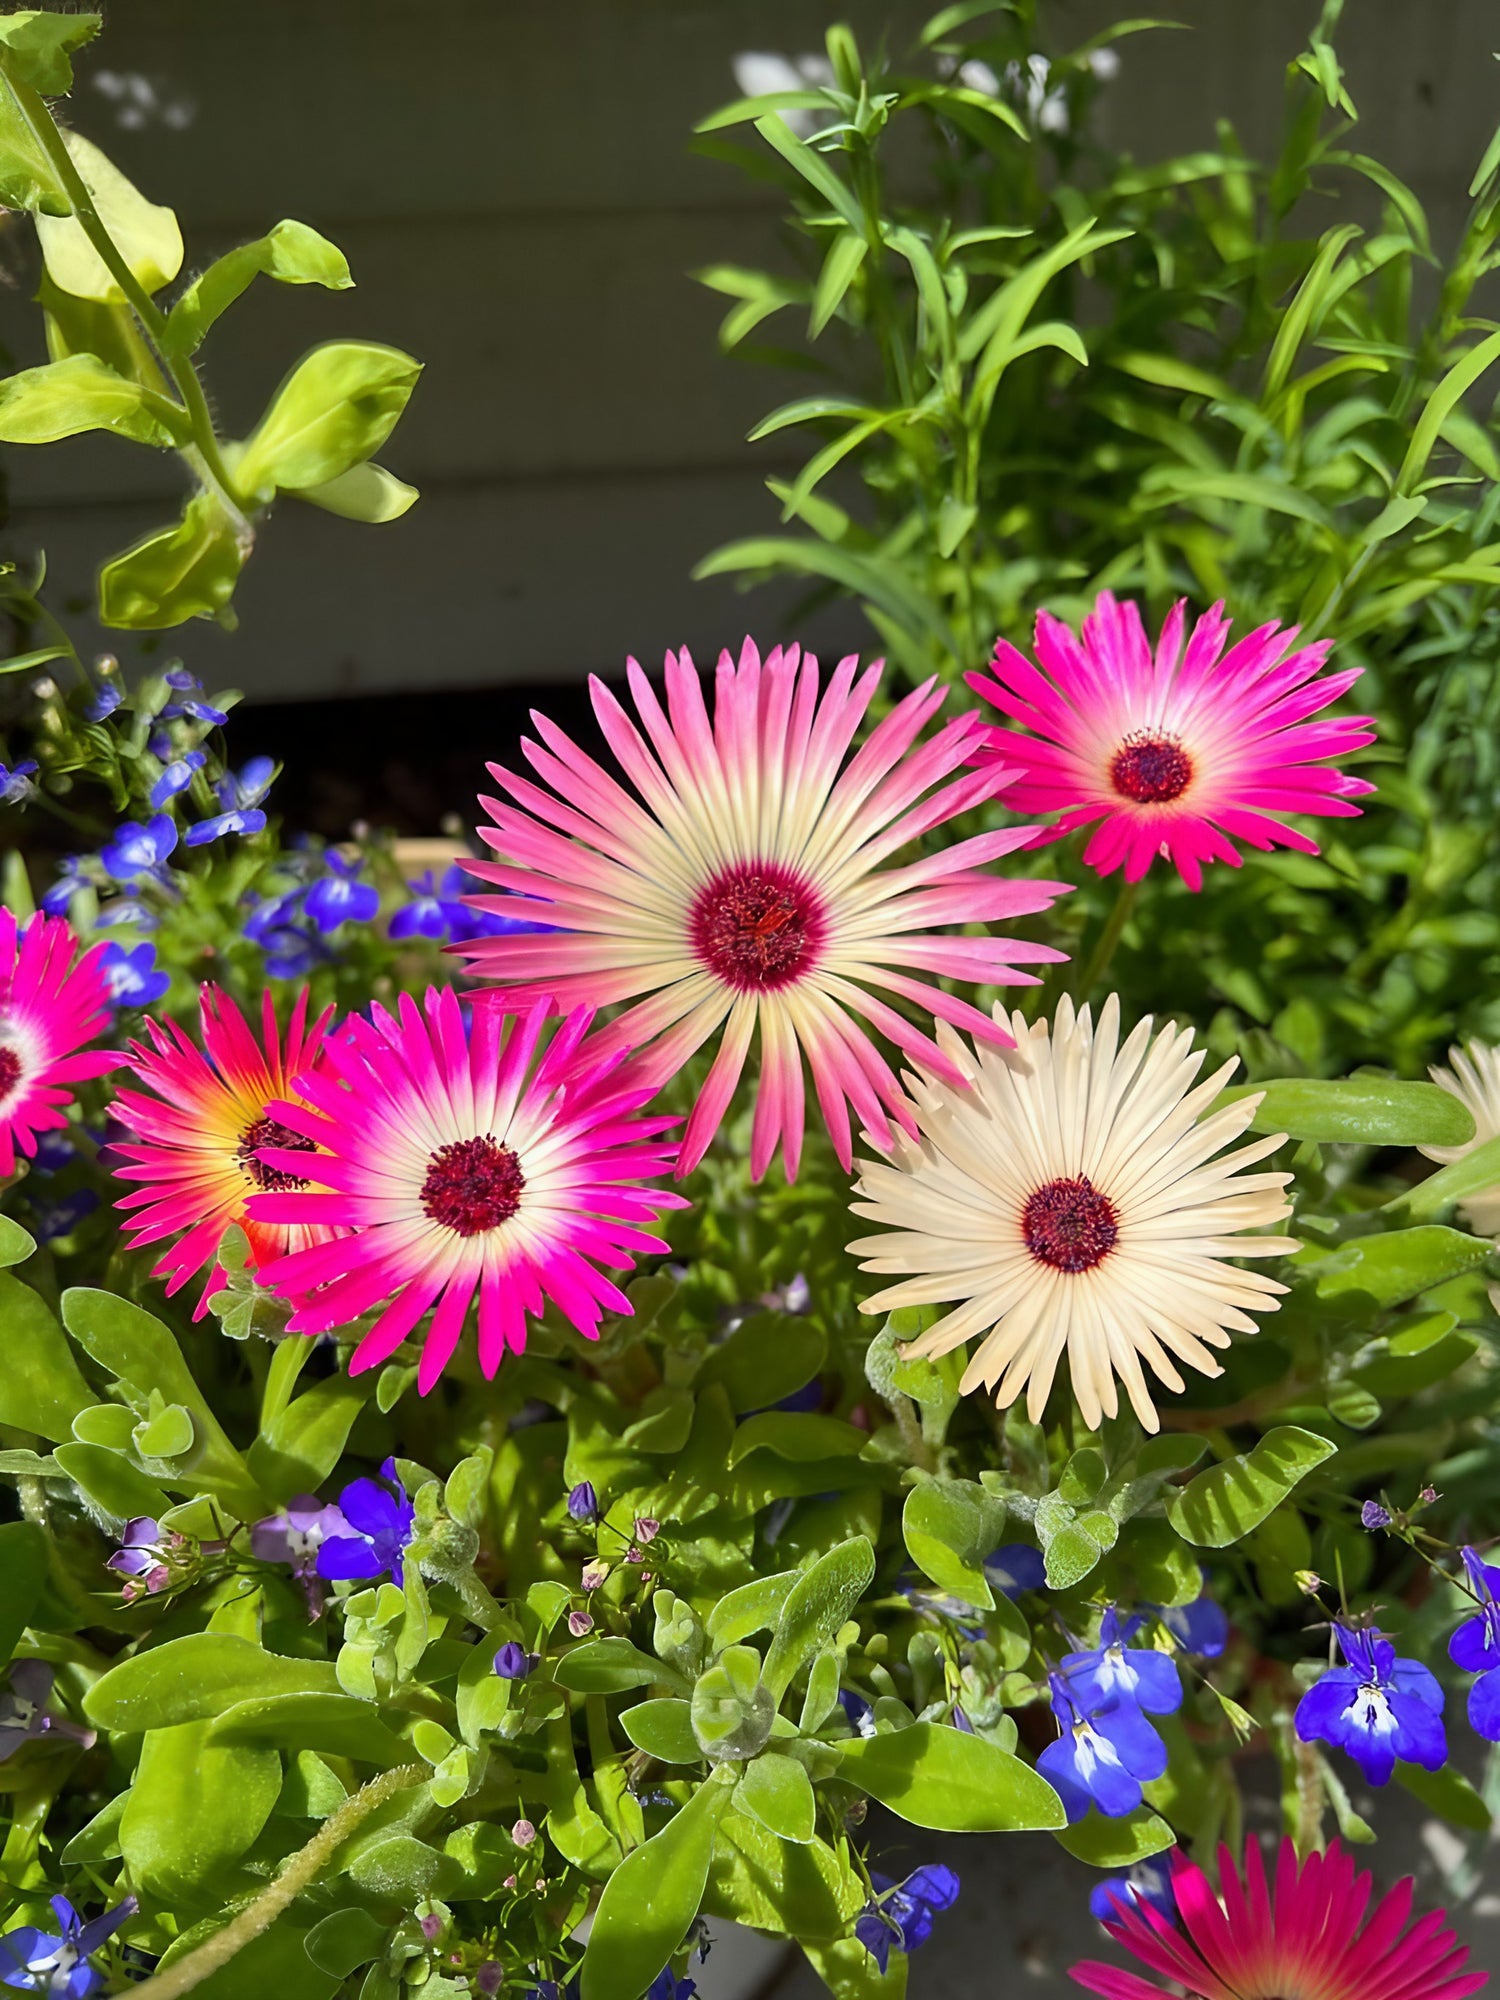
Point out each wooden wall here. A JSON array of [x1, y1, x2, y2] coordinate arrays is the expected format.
[[0, 1, 1495, 702]]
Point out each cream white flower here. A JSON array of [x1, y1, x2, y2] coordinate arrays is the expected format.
[[1422, 1040, 1500, 1236], [847, 995, 1299, 1432]]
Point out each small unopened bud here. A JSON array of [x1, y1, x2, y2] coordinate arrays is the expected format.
[[568, 1609, 594, 1637], [419, 1913, 442, 1942], [634, 1517, 660, 1544], [1295, 1569, 1323, 1597], [1419, 1485, 1439, 1506], [581, 1559, 610, 1592], [503, 1874, 517, 1891], [512, 1818, 537, 1847], [1360, 1500, 1391, 1531]]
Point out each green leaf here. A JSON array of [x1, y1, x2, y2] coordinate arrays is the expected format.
[[0, 1272, 92, 1439], [163, 219, 353, 355], [621, 1698, 701, 1763], [1055, 1808, 1177, 1867], [1398, 329, 1500, 494], [54, 1440, 169, 1524], [0, 12, 100, 93], [696, 1312, 825, 1413], [0, 353, 171, 446], [1221, 1076, 1476, 1146], [1395, 1760, 1490, 1831], [838, 1723, 1065, 1831], [752, 115, 862, 230], [935, 495, 977, 559], [809, 230, 867, 336], [0, 1215, 35, 1267], [737, 1751, 816, 1842], [801, 1938, 908, 2000], [303, 1911, 390, 1980], [346, 1833, 461, 1902], [247, 1372, 372, 1503], [237, 339, 422, 498], [1165, 1427, 1335, 1548], [160, 1924, 337, 2000], [703, 1811, 864, 1942], [706, 1569, 801, 1647], [210, 1691, 411, 1767], [120, 1721, 280, 1900], [0, 1520, 47, 1667], [61, 1288, 263, 1513], [134, 1402, 195, 1459], [1312, 1226, 1492, 1308], [60, 1793, 126, 1866], [553, 1637, 676, 1694], [1399, 1134, 1500, 1220], [98, 494, 248, 631], [295, 461, 418, 523], [580, 1767, 737, 2000], [86, 1634, 341, 1731], [35, 130, 183, 302], [761, 1537, 874, 1700], [903, 1479, 1004, 1610], [728, 1412, 867, 1466]]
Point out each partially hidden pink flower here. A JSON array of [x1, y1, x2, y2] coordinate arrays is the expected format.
[[1071, 1837, 1485, 2000], [968, 593, 1376, 890], [109, 986, 340, 1316], [456, 637, 1067, 1179], [250, 989, 685, 1393], [0, 910, 114, 1178]]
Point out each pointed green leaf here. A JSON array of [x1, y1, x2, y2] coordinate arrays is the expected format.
[[35, 130, 182, 301], [837, 1722, 1065, 1830], [580, 1767, 737, 2000], [1165, 1427, 1335, 1548]]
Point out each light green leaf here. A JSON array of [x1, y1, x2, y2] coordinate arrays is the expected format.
[[159, 1923, 337, 2000], [553, 1637, 677, 1694], [295, 461, 418, 523], [753, 114, 862, 230], [707, 1569, 801, 1647], [0, 11, 100, 93], [1399, 1134, 1500, 1220], [0, 1520, 47, 1667], [809, 230, 867, 336], [801, 1937, 908, 2000], [86, 1633, 341, 1731], [35, 130, 182, 302], [163, 219, 353, 355], [838, 1722, 1065, 1831], [1165, 1427, 1335, 1548], [53, 1440, 169, 1525], [703, 1810, 864, 1941], [0, 353, 171, 446], [1221, 1076, 1476, 1146], [696, 1312, 825, 1413], [903, 1479, 1003, 1610], [1055, 1808, 1176, 1867], [346, 1833, 461, 1902], [0, 1272, 92, 1439], [237, 339, 422, 498], [97, 494, 248, 631], [120, 1721, 280, 1900], [737, 1751, 816, 1843], [134, 1402, 195, 1460], [621, 1698, 700, 1764], [1398, 329, 1500, 494], [580, 1767, 737, 2000], [210, 1691, 411, 1767], [729, 1412, 867, 1466], [303, 1911, 389, 1980], [247, 1372, 372, 1503], [1312, 1226, 1492, 1308], [762, 1537, 874, 1700], [1395, 1760, 1490, 1831], [0, 1215, 35, 1268]]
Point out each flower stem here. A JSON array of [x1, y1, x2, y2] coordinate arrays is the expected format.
[[125, 1762, 427, 2000], [1072, 877, 1139, 1001]]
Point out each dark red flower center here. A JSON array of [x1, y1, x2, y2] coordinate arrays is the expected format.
[[1109, 731, 1193, 804], [690, 863, 823, 993], [421, 1135, 525, 1237], [1022, 1176, 1119, 1273], [0, 1047, 21, 1100], [238, 1114, 317, 1192]]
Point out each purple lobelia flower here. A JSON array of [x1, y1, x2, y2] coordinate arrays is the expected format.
[[106, 1518, 173, 1600], [1088, 1854, 1176, 1925], [304, 852, 378, 932], [853, 1864, 961, 1973], [1059, 1606, 1184, 1718], [1295, 1622, 1446, 1786], [148, 750, 205, 808], [1037, 1672, 1169, 1823], [216, 757, 275, 811], [100, 942, 170, 1008], [184, 806, 266, 846], [644, 1973, 697, 2000], [0, 1893, 136, 1997], [984, 1543, 1047, 1598], [100, 814, 177, 882], [0, 1662, 58, 1760], [85, 681, 124, 722], [1450, 1545, 1500, 1740], [0, 760, 38, 806], [1361, 1500, 1392, 1531], [1152, 1578, 1229, 1660], [316, 1459, 415, 1583], [252, 1495, 349, 1616]]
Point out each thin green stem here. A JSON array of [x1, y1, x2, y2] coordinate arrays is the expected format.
[[126, 1762, 427, 2000], [0, 59, 253, 545], [1071, 877, 1139, 1001]]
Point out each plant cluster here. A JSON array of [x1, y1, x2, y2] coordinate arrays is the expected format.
[[0, 9, 1498, 2000]]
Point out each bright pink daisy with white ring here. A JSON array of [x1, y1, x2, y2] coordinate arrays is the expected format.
[[249, 988, 685, 1393], [968, 593, 1376, 890], [1071, 1838, 1485, 2000], [0, 909, 115, 1178], [457, 637, 1067, 1180]]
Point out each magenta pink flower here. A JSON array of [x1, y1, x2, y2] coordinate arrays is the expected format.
[[457, 638, 1066, 1179], [968, 594, 1376, 890], [0, 910, 115, 1178], [249, 989, 684, 1393], [1071, 1838, 1484, 2000]]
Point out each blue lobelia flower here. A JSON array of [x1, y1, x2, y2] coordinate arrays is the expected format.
[[1059, 1606, 1184, 1717], [1449, 1546, 1500, 1740], [317, 1458, 416, 1583], [0, 760, 38, 805], [184, 806, 267, 846], [1037, 1673, 1169, 1823], [1088, 1855, 1176, 1925], [984, 1543, 1047, 1598], [836, 1689, 878, 1737], [0, 1892, 136, 1997], [30, 1188, 100, 1244], [85, 681, 124, 722], [643, 1973, 697, 2000], [100, 942, 170, 1008], [148, 749, 205, 808], [216, 756, 275, 811], [40, 858, 87, 916], [853, 1864, 961, 1974], [305, 852, 378, 932], [100, 814, 177, 881], [96, 898, 159, 931], [0, 1660, 58, 1761], [1153, 1582, 1229, 1660], [389, 870, 451, 942], [1295, 1622, 1446, 1786], [163, 668, 199, 690]]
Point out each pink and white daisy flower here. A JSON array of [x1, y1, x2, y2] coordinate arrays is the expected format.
[[968, 593, 1376, 890], [109, 986, 339, 1316], [249, 988, 685, 1393], [1071, 1837, 1485, 2000], [457, 638, 1067, 1179], [0, 910, 114, 1178]]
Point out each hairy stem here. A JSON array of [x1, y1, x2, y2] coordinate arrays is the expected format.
[[126, 1762, 427, 2000]]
